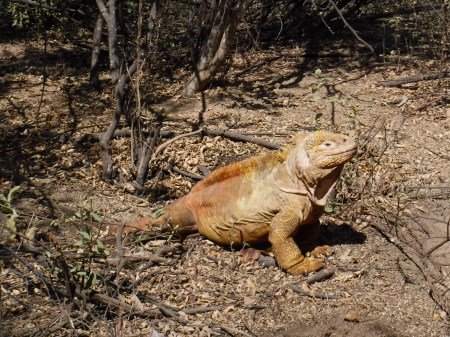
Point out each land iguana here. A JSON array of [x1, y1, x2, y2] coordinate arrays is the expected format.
[[115, 131, 357, 275]]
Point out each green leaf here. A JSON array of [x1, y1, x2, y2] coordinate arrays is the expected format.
[[78, 231, 91, 240], [7, 186, 20, 203], [90, 212, 102, 222], [1, 205, 13, 214], [84, 271, 97, 289], [50, 220, 60, 227], [6, 217, 17, 232], [314, 68, 322, 76], [324, 204, 334, 213]]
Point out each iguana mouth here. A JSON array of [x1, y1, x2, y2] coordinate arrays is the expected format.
[[327, 145, 357, 157]]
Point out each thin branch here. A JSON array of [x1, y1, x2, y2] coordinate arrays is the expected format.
[[203, 129, 281, 149], [172, 166, 205, 181], [305, 267, 336, 284], [88, 292, 160, 318], [150, 129, 203, 161], [327, 0, 374, 52], [377, 71, 450, 87]]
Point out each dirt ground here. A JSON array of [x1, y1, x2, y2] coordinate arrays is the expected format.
[[0, 36, 449, 337]]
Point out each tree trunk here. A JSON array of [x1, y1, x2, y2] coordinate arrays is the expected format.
[[89, 14, 104, 89], [181, 0, 252, 96]]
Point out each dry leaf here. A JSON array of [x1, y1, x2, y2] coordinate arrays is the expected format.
[[343, 310, 360, 322], [243, 296, 256, 306], [130, 293, 144, 312], [241, 248, 261, 263]]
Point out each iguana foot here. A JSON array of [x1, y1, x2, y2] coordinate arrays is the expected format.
[[286, 257, 324, 275], [308, 245, 330, 258]]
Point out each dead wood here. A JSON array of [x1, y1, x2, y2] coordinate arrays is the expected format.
[[368, 215, 450, 314], [173, 166, 205, 181], [95, 0, 159, 180], [181, 0, 253, 96], [135, 127, 161, 189], [89, 14, 104, 89], [107, 251, 169, 266], [181, 305, 226, 314], [88, 291, 160, 318], [197, 165, 211, 176], [305, 266, 336, 284], [415, 94, 450, 111], [3, 245, 57, 298], [151, 129, 203, 162], [202, 129, 281, 150], [377, 71, 450, 87]]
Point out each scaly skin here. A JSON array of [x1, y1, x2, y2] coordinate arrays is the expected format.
[[115, 131, 357, 275]]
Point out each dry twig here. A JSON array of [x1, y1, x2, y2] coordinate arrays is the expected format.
[[305, 267, 336, 284], [377, 71, 450, 87]]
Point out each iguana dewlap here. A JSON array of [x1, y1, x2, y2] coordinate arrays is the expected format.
[[119, 131, 357, 275]]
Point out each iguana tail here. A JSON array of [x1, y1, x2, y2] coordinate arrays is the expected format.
[[110, 206, 198, 235]]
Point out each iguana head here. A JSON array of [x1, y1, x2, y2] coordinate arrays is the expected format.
[[301, 131, 357, 169], [287, 131, 357, 204]]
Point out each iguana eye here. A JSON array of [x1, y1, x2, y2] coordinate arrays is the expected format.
[[323, 141, 334, 147]]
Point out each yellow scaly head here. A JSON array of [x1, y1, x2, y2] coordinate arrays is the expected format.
[[303, 131, 357, 169]]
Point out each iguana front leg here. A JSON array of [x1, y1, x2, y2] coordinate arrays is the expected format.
[[269, 209, 324, 275]]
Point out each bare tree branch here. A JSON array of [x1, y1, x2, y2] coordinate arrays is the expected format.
[[327, 0, 374, 52]]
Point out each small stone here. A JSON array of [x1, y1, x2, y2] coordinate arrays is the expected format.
[[343, 310, 360, 322]]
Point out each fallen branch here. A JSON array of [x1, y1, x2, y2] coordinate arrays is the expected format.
[[377, 71, 450, 87], [141, 295, 187, 324], [202, 129, 281, 150], [415, 94, 450, 111], [107, 251, 169, 266], [305, 266, 336, 284], [172, 166, 205, 181], [181, 305, 226, 314], [151, 129, 203, 162], [88, 291, 160, 318], [151, 128, 282, 163], [3, 245, 58, 298]]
